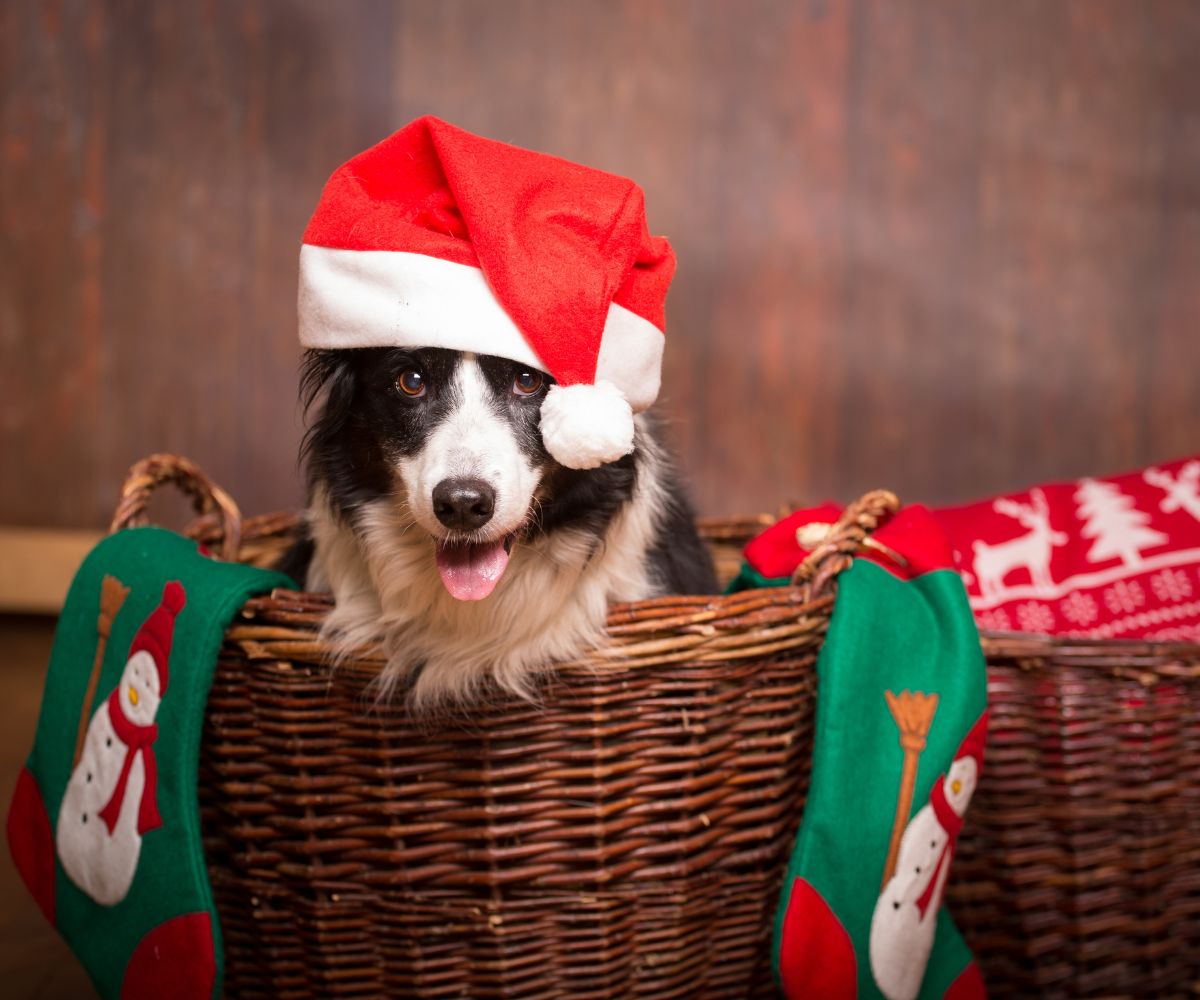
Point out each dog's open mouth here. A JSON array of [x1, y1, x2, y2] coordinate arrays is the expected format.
[[434, 535, 515, 601]]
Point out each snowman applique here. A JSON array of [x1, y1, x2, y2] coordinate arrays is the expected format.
[[869, 720, 986, 1000], [56, 581, 186, 906]]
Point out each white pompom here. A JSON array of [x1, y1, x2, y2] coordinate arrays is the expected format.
[[540, 380, 635, 469]]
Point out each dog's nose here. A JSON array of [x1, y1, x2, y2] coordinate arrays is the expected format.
[[432, 478, 496, 530]]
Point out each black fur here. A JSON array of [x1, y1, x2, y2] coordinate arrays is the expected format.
[[274, 534, 315, 586], [646, 480, 717, 594], [290, 347, 717, 595]]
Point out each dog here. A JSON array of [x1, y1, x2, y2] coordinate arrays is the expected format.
[[280, 345, 718, 707]]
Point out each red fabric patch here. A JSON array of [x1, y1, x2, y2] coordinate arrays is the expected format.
[[121, 912, 216, 1000], [6, 766, 56, 926], [944, 960, 987, 1000], [744, 504, 843, 579], [745, 504, 957, 582], [875, 506, 960, 578], [302, 116, 675, 386], [936, 455, 1200, 639], [778, 877, 858, 999]]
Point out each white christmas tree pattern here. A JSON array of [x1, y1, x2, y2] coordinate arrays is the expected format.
[[1074, 478, 1168, 568], [1144, 462, 1200, 522]]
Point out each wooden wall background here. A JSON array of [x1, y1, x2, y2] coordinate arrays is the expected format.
[[3, 0, 1199, 529]]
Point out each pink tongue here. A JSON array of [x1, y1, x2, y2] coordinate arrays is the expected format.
[[435, 540, 511, 601]]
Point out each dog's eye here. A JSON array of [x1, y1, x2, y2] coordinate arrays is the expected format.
[[396, 370, 426, 397], [512, 370, 544, 396]]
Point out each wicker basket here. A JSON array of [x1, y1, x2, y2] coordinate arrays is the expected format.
[[112, 455, 1200, 999]]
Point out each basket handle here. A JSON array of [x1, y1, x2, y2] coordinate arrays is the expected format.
[[110, 454, 242, 562], [791, 489, 902, 598]]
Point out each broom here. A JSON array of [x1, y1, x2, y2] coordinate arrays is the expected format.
[[880, 689, 939, 887], [72, 575, 130, 767]]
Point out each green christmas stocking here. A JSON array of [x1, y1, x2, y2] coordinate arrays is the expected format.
[[7, 527, 291, 1000], [732, 502, 988, 999]]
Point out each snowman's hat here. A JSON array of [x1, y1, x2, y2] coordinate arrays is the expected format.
[[955, 712, 988, 770], [298, 116, 675, 470], [127, 581, 186, 695]]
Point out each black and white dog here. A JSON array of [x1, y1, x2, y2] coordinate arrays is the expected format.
[[282, 346, 717, 707]]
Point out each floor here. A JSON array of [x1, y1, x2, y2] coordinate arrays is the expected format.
[[0, 616, 96, 998]]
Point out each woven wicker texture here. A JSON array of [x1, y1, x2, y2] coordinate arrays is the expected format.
[[948, 634, 1200, 998], [117, 454, 1200, 998]]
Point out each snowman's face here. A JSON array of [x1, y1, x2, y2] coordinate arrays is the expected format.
[[944, 757, 978, 814], [119, 650, 161, 724]]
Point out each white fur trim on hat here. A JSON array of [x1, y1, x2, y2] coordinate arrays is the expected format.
[[298, 245, 664, 411], [540, 381, 635, 469]]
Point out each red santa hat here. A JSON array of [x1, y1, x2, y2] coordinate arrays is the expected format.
[[126, 581, 186, 695], [298, 116, 675, 469], [954, 712, 988, 771]]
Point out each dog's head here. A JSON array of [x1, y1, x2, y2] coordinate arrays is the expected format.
[[301, 347, 636, 601]]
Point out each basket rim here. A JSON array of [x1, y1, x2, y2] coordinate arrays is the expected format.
[[979, 629, 1200, 680], [117, 454, 1200, 676], [223, 511, 1200, 651]]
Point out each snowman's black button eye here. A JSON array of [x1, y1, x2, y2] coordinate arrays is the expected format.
[[931, 840, 936, 848], [893, 901, 900, 910], [86, 773, 92, 783], [915, 866, 921, 873], [106, 738, 112, 747], [82, 813, 88, 824]]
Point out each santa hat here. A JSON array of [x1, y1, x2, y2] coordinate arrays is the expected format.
[[954, 712, 988, 771], [298, 116, 675, 469], [127, 581, 186, 695]]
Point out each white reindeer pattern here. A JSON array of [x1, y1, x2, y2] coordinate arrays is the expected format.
[[1144, 462, 1200, 522], [971, 488, 1068, 600]]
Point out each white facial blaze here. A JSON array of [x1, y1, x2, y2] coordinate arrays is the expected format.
[[394, 356, 541, 539]]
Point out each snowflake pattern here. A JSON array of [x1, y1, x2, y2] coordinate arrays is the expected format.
[[1059, 591, 1099, 627], [976, 608, 1012, 632], [1016, 601, 1056, 634], [1104, 580, 1146, 614], [1151, 568, 1192, 604]]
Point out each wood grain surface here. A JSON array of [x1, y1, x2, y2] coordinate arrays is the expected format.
[[3, 0, 1198, 528]]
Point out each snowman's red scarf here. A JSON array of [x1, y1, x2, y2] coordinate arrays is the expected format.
[[97, 689, 162, 836], [915, 775, 966, 920]]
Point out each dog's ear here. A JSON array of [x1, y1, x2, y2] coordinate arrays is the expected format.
[[299, 349, 359, 476], [299, 349, 348, 413]]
